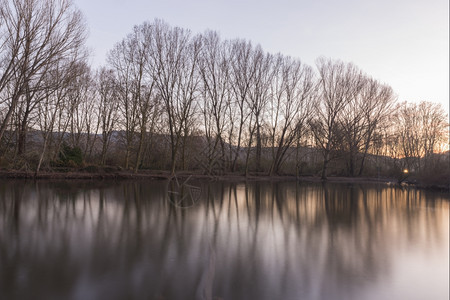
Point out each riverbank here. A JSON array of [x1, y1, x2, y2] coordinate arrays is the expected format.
[[0, 168, 447, 192]]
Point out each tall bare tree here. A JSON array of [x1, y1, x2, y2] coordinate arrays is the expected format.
[[0, 0, 87, 148], [267, 55, 316, 175], [96, 67, 119, 165], [309, 58, 362, 179], [246, 48, 274, 172], [228, 39, 257, 173], [107, 23, 153, 169], [356, 78, 395, 175], [393, 101, 448, 172], [35, 56, 85, 174], [134, 82, 158, 173], [149, 20, 201, 175], [197, 31, 231, 174], [66, 62, 94, 150]]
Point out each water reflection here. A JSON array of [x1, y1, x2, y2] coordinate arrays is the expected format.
[[0, 180, 448, 300]]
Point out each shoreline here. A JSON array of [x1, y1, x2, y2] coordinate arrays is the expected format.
[[0, 169, 447, 192]]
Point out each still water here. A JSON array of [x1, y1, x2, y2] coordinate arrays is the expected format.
[[0, 179, 448, 300]]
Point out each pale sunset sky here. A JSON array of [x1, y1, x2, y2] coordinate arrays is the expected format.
[[73, 0, 449, 114]]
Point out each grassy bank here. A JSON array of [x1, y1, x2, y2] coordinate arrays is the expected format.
[[1, 167, 447, 192]]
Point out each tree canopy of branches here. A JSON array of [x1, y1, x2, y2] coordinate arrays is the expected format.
[[309, 58, 397, 179], [0, 0, 87, 151], [393, 101, 448, 172], [0, 11, 448, 183]]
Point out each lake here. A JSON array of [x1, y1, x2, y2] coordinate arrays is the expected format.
[[0, 179, 448, 300]]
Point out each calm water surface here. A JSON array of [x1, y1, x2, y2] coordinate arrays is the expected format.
[[0, 180, 448, 300]]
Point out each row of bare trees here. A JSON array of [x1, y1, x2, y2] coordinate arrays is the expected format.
[[384, 101, 449, 177], [0, 2, 448, 179], [0, 0, 87, 173]]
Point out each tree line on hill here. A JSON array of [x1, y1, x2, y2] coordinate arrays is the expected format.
[[0, 0, 448, 184]]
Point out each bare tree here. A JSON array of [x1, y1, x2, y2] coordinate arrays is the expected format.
[[14, 76, 44, 156], [96, 67, 119, 165], [0, 0, 87, 148], [393, 101, 448, 172], [197, 31, 231, 174], [134, 82, 158, 173], [228, 39, 257, 173], [309, 58, 362, 179], [107, 24, 152, 169], [35, 57, 84, 174], [336, 74, 365, 176], [356, 78, 395, 175], [66, 62, 94, 151], [246, 48, 274, 173], [126, 24, 157, 173], [418, 101, 448, 157], [395, 102, 423, 171], [267, 55, 315, 175], [149, 20, 201, 175]]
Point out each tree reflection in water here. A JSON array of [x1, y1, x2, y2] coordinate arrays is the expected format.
[[0, 180, 448, 300]]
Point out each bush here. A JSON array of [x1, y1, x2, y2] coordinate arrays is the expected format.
[[58, 144, 83, 167]]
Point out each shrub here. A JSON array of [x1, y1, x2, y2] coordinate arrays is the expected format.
[[58, 144, 83, 167]]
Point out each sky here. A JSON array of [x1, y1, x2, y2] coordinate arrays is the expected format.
[[74, 0, 449, 114]]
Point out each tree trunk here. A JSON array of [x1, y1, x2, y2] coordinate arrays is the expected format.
[[134, 127, 146, 173], [256, 123, 261, 172], [101, 137, 107, 166], [17, 118, 28, 156], [35, 132, 50, 177], [0, 93, 21, 147], [125, 147, 130, 169], [321, 152, 330, 180]]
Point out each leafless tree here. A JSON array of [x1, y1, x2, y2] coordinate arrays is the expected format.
[[149, 20, 201, 175], [107, 24, 152, 169], [246, 48, 274, 173], [35, 57, 84, 174], [134, 82, 159, 173], [336, 75, 365, 176], [66, 62, 94, 151], [0, 0, 87, 148], [309, 58, 362, 179], [395, 102, 423, 171], [355, 78, 395, 175], [197, 31, 231, 174], [311, 63, 395, 177], [267, 55, 315, 175], [228, 39, 257, 173], [418, 101, 448, 157], [127, 24, 157, 173], [393, 101, 448, 172], [96, 67, 119, 165]]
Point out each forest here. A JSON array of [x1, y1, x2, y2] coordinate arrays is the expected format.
[[0, 0, 448, 185]]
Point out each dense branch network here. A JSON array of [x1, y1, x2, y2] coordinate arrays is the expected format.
[[0, 1, 448, 181]]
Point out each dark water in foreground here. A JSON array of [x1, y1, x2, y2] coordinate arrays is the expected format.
[[0, 180, 448, 300]]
